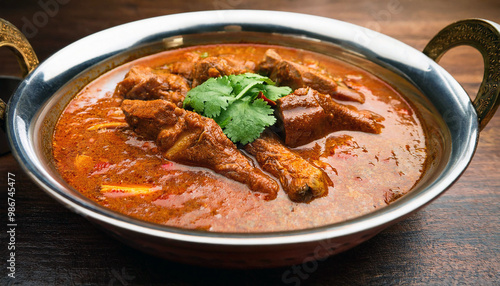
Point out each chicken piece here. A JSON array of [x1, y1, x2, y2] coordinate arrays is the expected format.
[[245, 131, 330, 203], [121, 99, 279, 199], [276, 88, 384, 147], [114, 66, 190, 107], [191, 56, 250, 87], [259, 49, 365, 103]]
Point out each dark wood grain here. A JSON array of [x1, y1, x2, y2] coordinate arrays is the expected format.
[[1, 1, 499, 285]]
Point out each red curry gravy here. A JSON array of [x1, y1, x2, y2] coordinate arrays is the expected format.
[[52, 44, 428, 232]]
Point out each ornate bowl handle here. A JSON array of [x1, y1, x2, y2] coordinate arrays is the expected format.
[[423, 19, 500, 131], [0, 18, 39, 122]]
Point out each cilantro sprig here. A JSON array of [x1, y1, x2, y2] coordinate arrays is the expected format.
[[183, 73, 292, 145]]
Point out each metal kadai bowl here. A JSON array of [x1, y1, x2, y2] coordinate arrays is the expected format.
[[1, 10, 498, 268]]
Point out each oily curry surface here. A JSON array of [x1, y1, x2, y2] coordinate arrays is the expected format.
[[52, 44, 428, 232]]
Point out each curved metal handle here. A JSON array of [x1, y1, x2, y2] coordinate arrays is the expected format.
[[0, 19, 39, 155], [0, 18, 39, 121], [423, 19, 500, 131]]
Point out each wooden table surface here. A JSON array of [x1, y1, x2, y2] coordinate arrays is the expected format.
[[1, 1, 498, 285]]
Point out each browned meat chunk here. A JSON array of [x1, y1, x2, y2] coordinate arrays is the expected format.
[[258, 49, 365, 103], [192, 56, 250, 87], [245, 131, 330, 203], [258, 49, 283, 75], [167, 52, 200, 81], [276, 88, 384, 147], [114, 66, 189, 107], [121, 99, 279, 199], [169, 53, 256, 84]]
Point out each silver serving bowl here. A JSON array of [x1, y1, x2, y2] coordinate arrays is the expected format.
[[1, 10, 498, 268]]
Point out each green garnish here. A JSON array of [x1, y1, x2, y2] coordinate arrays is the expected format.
[[183, 73, 292, 144]]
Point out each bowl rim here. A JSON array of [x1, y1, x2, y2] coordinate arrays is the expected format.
[[6, 10, 479, 246]]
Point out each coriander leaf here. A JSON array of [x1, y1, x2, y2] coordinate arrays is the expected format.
[[182, 73, 292, 144], [229, 73, 274, 94], [261, 85, 293, 101], [228, 74, 264, 99], [183, 77, 234, 118], [220, 98, 276, 145], [229, 73, 291, 101]]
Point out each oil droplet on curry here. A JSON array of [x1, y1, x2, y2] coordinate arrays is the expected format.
[[52, 44, 428, 232]]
